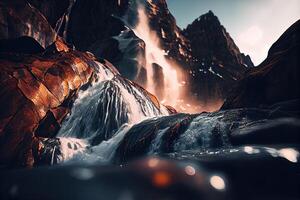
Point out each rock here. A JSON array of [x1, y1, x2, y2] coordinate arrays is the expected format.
[[0, 36, 45, 54], [66, 0, 129, 51], [90, 29, 146, 81], [115, 114, 196, 163], [26, 0, 70, 28], [141, 0, 192, 64], [115, 101, 300, 164], [230, 118, 300, 146], [222, 20, 300, 109], [0, 38, 97, 167], [182, 11, 254, 105], [0, 0, 57, 48], [183, 10, 253, 75], [165, 105, 178, 114]]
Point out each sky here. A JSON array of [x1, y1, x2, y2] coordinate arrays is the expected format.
[[167, 0, 300, 65]]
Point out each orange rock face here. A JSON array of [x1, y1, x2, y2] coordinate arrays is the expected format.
[[0, 40, 96, 167]]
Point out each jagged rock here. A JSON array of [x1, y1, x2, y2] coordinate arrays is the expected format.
[[115, 114, 193, 163], [115, 100, 300, 164], [0, 38, 97, 167], [0, 0, 57, 48], [141, 0, 192, 64], [66, 0, 129, 50], [182, 11, 254, 106], [26, 0, 70, 28], [183, 11, 253, 77], [165, 105, 177, 114], [91, 29, 146, 81], [222, 20, 300, 109]]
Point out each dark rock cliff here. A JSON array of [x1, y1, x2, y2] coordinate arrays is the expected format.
[[222, 20, 300, 109], [182, 11, 254, 107], [0, 0, 57, 48]]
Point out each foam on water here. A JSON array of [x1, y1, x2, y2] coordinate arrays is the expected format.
[[173, 113, 229, 151], [56, 61, 169, 163]]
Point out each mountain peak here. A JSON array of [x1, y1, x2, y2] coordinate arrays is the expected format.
[[206, 10, 216, 17], [193, 10, 220, 25], [182, 11, 254, 102], [183, 11, 253, 71]]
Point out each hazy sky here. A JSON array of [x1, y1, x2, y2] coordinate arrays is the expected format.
[[167, 0, 300, 65]]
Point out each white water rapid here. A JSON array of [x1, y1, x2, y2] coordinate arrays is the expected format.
[[55, 60, 169, 164]]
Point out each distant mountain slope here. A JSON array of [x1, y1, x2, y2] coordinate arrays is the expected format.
[[222, 20, 300, 109]]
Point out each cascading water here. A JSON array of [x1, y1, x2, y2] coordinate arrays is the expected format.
[[55, 60, 170, 164], [133, 4, 182, 107], [50, 2, 280, 166], [52, 3, 214, 165]]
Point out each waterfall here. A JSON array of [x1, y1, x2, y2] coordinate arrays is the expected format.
[[132, 4, 181, 107], [55, 60, 169, 164]]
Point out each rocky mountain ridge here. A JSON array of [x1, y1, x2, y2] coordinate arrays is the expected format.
[[182, 10, 254, 108]]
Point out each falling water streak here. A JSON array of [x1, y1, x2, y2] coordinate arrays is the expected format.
[[51, 146, 56, 165], [133, 4, 181, 107], [148, 127, 170, 154], [55, 61, 170, 164]]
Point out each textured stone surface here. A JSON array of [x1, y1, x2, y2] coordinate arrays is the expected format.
[[0, 38, 95, 167], [115, 101, 300, 164], [26, 0, 70, 28], [142, 0, 192, 64], [0, 0, 57, 48], [182, 11, 254, 105]]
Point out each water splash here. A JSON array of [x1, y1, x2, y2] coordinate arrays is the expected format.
[[56, 61, 169, 163], [58, 124, 131, 164]]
